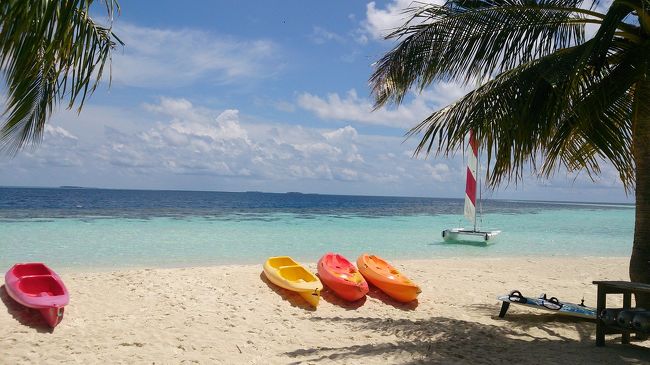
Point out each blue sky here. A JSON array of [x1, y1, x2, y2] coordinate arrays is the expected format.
[[0, 0, 631, 202]]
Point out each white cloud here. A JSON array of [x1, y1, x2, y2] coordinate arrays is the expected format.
[[362, 0, 441, 41], [364, 0, 414, 40], [0, 97, 630, 202], [28, 98, 459, 193], [297, 83, 468, 129], [111, 24, 281, 88], [88, 98, 417, 182], [144, 97, 193, 115], [309, 26, 345, 44], [338, 168, 359, 181], [45, 125, 78, 140], [323, 125, 358, 141], [351, 29, 369, 45], [15, 125, 83, 168], [427, 162, 452, 182]]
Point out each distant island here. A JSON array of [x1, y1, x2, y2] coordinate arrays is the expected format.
[[59, 186, 95, 189]]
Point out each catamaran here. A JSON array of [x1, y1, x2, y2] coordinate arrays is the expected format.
[[442, 131, 500, 243]]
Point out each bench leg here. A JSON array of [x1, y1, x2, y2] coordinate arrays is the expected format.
[[596, 286, 605, 347], [622, 292, 631, 345], [498, 302, 510, 318]]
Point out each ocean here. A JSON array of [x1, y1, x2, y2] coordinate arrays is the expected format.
[[0, 187, 635, 270]]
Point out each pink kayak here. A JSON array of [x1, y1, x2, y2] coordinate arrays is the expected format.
[[4, 263, 69, 328], [317, 253, 369, 302]]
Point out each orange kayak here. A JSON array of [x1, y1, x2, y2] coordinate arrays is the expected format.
[[317, 253, 368, 302], [357, 254, 421, 303]]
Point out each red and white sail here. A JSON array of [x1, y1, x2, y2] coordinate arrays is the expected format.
[[464, 131, 478, 227]]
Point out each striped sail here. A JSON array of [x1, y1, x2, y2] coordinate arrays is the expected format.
[[463, 131, 478, 227]]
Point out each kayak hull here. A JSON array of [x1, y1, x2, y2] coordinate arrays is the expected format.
[[4, 263, 69, 328], [263, 256, 322, 307], [318, 253, 368, 302], [357, 254, 421, 303], [38, 307, 65, 328]]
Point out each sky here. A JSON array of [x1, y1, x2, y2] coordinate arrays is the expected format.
[[0, 0, 632, 203]]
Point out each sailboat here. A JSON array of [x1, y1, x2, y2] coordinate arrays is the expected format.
[[442, 131, 501, 243]]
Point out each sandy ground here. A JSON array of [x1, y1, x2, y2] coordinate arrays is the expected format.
[[1, 257, 649, 364]]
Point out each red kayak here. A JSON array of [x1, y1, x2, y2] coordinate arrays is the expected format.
[[317, 253, 369, 302], [4, 263, 69, 328]]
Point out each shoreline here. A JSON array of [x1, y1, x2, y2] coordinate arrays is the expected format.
[[50, 255, 633, 274], [2, 257, 648, 364]]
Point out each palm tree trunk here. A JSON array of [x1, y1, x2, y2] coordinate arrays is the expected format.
[[630, 78, 650, 308]]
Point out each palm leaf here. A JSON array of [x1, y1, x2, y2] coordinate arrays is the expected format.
[[0, 0, 123, 154], [406, 38, 640, 189], [370, 0, 609, 107]]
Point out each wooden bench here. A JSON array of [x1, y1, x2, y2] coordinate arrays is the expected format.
[[593, 281, 650, 346]]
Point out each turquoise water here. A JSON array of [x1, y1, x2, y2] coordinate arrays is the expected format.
[[0, 205, 634, 270]]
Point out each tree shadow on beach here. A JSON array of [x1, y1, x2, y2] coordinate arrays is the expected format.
[[0, 285, 52, 333], [258, 272, 316, 311], [468, 303, 601, 343], [283, 315, 650, 364]]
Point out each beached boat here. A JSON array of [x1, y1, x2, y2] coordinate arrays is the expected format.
[[317, 253, 369, 302], [356, 254, 420, 303], [4, 263, 69, 328], [442, 130, 501, 243], [263, 256, 322, 307]]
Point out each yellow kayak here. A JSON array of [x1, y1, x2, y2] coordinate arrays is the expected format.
[[263, 256, 322, 307]]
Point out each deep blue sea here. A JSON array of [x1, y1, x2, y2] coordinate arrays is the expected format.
[[0, 187, 635, 270]]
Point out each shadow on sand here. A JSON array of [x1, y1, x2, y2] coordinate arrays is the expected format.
[[469, 303, 598, 340], [430, 240, 489, 248], [365, 284, 418, 311], [320, 287, 367, 309], [0, 285, 52, 333], [283, 314, 649, 364], [259, 272, 316, 311]]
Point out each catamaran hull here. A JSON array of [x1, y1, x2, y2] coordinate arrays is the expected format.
[[442, 228, 501, 243]]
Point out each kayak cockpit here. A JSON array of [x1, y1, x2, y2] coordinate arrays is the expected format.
[[12, 263, 53, 278], [18, 276, 66, 297], [277, 265, 319, 284]]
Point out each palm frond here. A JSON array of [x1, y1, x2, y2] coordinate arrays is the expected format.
[[370, 0, 607, 107], [0, 0, 123, 154], [542, 52, 638, 189], [406, 39, 639, 189]]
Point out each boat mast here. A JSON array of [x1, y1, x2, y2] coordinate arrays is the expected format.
[[474, 139, 479, 232], [463, 130, 479, 232]]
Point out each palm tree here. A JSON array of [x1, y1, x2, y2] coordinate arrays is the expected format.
[[0, 0, 122, 153], [370, 0, 650, 304]]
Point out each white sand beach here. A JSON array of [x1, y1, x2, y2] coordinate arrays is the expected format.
[[1, 257, 649, 364]]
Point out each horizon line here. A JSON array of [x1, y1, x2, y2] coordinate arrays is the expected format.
[[0, 184, 634, 207]]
